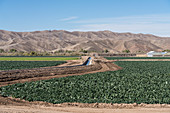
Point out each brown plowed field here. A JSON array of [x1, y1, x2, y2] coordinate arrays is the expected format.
[[0, 62, 102, 85], [0, 57, 170, 113]]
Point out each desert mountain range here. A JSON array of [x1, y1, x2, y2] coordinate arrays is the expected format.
[[0, 30, 169, 53]]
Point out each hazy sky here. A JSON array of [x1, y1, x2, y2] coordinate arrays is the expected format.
[[0, 0, 170, 36]]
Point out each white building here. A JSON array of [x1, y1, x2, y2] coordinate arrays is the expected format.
[[147, 51, 167, 57]]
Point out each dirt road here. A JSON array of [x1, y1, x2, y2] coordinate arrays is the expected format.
[[0, 105, 170, 113]]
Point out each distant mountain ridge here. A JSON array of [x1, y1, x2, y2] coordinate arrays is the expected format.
[[0, 30, 169, 53]]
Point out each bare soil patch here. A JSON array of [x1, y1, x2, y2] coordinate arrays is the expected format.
[[0, 105, 170, 113]]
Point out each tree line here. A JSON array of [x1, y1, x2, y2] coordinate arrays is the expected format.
[[0, 48, 170, 56]]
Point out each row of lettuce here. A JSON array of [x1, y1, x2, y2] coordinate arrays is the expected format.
[[0, 61, 170, 104], [105, 57, 170, 60], [0, 61, 66, 71], [0, 57, 79, 61]]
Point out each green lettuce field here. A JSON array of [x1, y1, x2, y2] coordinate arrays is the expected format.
[[0, 61, 66, 70], [0, 57, 78, 61], [0, 61, 170, 104], [105, 57, 170, 60]]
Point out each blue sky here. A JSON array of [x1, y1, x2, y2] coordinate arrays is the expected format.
[[0, 0, 170, 36]]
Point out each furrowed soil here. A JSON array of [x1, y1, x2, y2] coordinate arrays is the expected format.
[[0, 57, 170, 113]]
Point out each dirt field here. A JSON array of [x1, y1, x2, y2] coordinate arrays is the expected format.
[[0, 57, 170, 113], [0, 105, 170, 113]]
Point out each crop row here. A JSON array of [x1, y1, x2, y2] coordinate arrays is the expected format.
[[0, 61, 170, 104], [0, 61, 66, 70], [105, 57, 170, 60], [0, 57, 78, 61]]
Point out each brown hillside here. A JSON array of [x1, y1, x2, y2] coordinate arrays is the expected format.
[[0, 30, 169, 52]]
